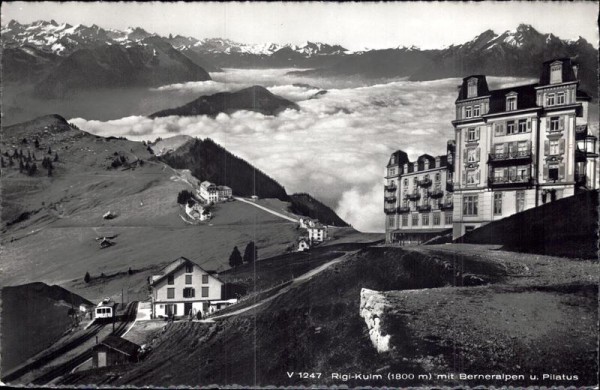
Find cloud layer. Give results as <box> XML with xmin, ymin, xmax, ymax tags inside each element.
<box><xmin>71</xmin><ymin>70</ymin><xmax>531</xmax><ymax>232</ymax></box>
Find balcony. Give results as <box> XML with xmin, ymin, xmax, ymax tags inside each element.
<box><xmin>488</xmin><ymin>176</ymin><xmax>534</xmax><ymax>188</ymax></box>
<box><xmin>428</xmin><ymin>188</ymin><xmax>444</xmax><ymax>199</ymax></box>
<box><xmin>488</xmin><ymin>149</ymin><xmax>532</xmax><ymax>164</ymax></box>
<box><xmin>417</xmin><ymin>204</ymin><xmax>432</xmax><ymax>213</ymax></box>
<box><xmin>406</xmin><ymin>192</ymin><xmax>421</xmax><ymax>201</ymax></box>
<box><xmin>384</xmin><ymin>184</ymin><xmax>397</xmax><ymax>192</ymax></box>
<box><xmin>384</xmin><ymin>207</ymin><xmax>396</xmax><ymax>215</ymax></box>
<box><xmin>417</xmin><ymin>178</ymin><xmax>432</xmax><ymax>187</ymax></box>
<box><xmin>384</xmin><ymin>196</ymin><xmax>397</xmax><ymax>203</ymax></box>
<box><xmin>397</xmin><ymin>206</ymin><xmax>411</xmax><ymax>214</ymax></box>
<box><xmin>439</xmin><ymin>201</ymin><xmax>453</xmax><ymax>210</ymax></box>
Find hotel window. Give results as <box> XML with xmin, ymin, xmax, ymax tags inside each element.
<box><xmin>550</xmin><ymin>117</ymin><xmax>560</xmax><ymax>131</ymax></box>
<box><xmin>167</xmin><ymin>288</ymin><xmax>175</xmax><ymax>299</ymax></box>
<box><xmin>493</xmin><ymin>193</ymin><xmax>503</xmax><ymax>215</ymax></box>
<box><xmin>507</xmin><ymin>121</ymin><xmax>516</xmax><ymax>134</ymax></box>
<box><xmin>506</xmin><ymin>96</ymin><xmax>517</xmax><ymax>111</ymax></box>
<box><xmin>202</xmin><ymin>274</ymin><xmax>209</xmax><ymax>284</ymax></box>
<box><xmin>390</xmin><ymin>155</ymin><xmax>396</xmax><ymax>164</ymax></box>
<box><xmin>388</xmin><ymin>216</ymin><xmax>395</xmax><ymax>228</ymax></box>
<box><xmin>185</xmin><ymin>275</ymin><xmax>192</xmax><ymax>284</ymax></box>
<box><xmin>422</xmin><ymin>214</ymin><xmax>429</xmax><ymax>226</ymax></box>
<box><xmin>516</xmin><ymin>191</ymin><xmax>525</xmax><ymax>212</ymax></box>
<box><xmin>465</xmin><ymin>106</ymin><xmax>472</xmax><ymax>118</ymax></box>
<box><xmin>467</xmin><ymin>78</ymin><xmax>478</xmax><ymax>98</ymax></box>
<box><xmin>466</xmin><ymin>170</ymin><xmax>478</xmax><ymax>185</ymax></box>
<box><xmin>445</xmin><ymin>212</ymin><xmax>453</xmax><ymax>225</ymax></box>
<box><xmin>549</xmin><ymin>140</ymin><xmax>559</xmax><ymax>155</ymax></box>
<box><xmin>494</xmin><ymin>122</ymin><xmax>505</xmax><ymax>136</ymax></box>
<box><xmin>435</xmin><ymin>173</ymin><xmax>441</xmax><ymax>181</ymax></box>
<box><xmin>494</xmin><ymin>168</ymin><xmax>505</xmax><ymax>181</ymax></box>
<box><xmin>389</xmin><ymin>168</ymin><xmax>396</xmax><ymax>176</ymax></box>
<box><xmin>433</xmin><ymin>212</ymin><xmax>441</xmax><ymax>226</ymax></box>
<box><xmin>518</xmin><ymin>119</ymin><xmax>527</xmax><ymax>133</ymax></box>
<box><xmin>185</xmin><ymin>264</ymin><xmax>193</xmax><ymax>273</ymax></box>
<box><xmin>494</xmin><ymin>144</ymin><xmax>505</xmax><ymax>156</ymax></box>
<box><xmin>467</xmin><ymin>148</ymin><xmax>478</xmax><ymax>163</ymax></box>
<box><xmin>550</xmin><ymin>63</ymin><xmax>562</xmax><ymax>84</ymax></box>
<box><xmin>517</xmin><ymin>166</ymin><xmax>529</xmax><ymax>180</ymax></box>
<box><xmin>548</xmin><ymin>165</ymin><xmax>559</xmax><ymax>181</ymax></box>
<box><xmin>467</xmin><ymin>127</ymin><xmax>478</xmax><ymax>141</ymax></box>
<box><xmin>412</xmin><ymin>213</ymin><xmax>419</xmax><ymax>226</ymax></box>
<box><xmin>473</xmin><ymin>105</ymin><xmax>480</xmax><ymax>117</ymax></box>
<box><xmin>403</xmin><ymin>178</ymin><xmax>408</xmax><ymax>186</ymax></box>
<box><xmin>557</xmin><ymin>92</ymin><xmax>565</xmax><ymax>105</ymax></box>
<box><xmin>202</xmin><ymin>287</ymin><xmax>209</xmax><ymax>297</ymax></box>
<box><xmin>546</xmin><ymin>94</ymin><xmax>555</xmax><ymax>106</ymax></box>
<box><xmin>167</xmin><ymin>275</ymin><xmax>174</xmax><ymax>285</ymax></box>
<box><xmin>401</xmin><ymin>214</ymin><xmax>408</xmax><ymax>226</ymax></box>
<box><xmin>183</xmin><ymin>287</ymin><xmax>195</xmax><ymax>298</ymax></box>
<box><xmin>463</xmin><ymin>195</ymin><xmax>479</xmax><ymax>216</ymax></box>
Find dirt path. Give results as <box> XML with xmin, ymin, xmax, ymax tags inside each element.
<box><xmin>233</xmin><ymin>197</ymin><xmax>299</xmax><ymax>223</ymax></box>
<box><xmin>209</xmin><ymin>253</ymin><xmax>351</xmax><ymax>319</ymax></box>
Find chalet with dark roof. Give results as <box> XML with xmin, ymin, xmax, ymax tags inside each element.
<box><xmin>92</xmin><ymin>335</ymin><xmax>140</xmax><ymax>368</ymax></box>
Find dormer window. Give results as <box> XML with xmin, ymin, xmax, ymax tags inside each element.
<box><xmin>557</xmin><ymin>92</ymin><xmax>565</xmax><ymax>105</ymax></box>
<box><xmin>473</xmin><ymin>105</ymin><xmax>480</xmax><ymax>117</ymax></box>
<box><xmin>550</xmin><ymin>62</ymin><xmax>562</xmax><ymax>84</ymax></box>
<box><xmin>546</xmin><ymin>94</ymin><xmax>555</xmax><ymax>106</ymax></box>
<box><xmin>465</xmin><ymin>106</ymin><xmax>472</xmax><ymax>118</ymax></box>
<box><xmin>506</xmin><ymin>95</ymin><xmax>517</xmax><ymax>111</ymax></box>
<box><xmin>467</xmin><ymin>78</ymin><xmax>478</xmax><ymax>98</ymax></box>
<box><xmin>391</xmin><ymin>155</ymin><xmax>396</xmax><ymax>164</ymax></box>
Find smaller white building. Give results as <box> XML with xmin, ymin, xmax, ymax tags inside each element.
<box><xmin>307</xmin><ymin>224</ymin><xmax>328</xmax><ymax>243</ymax></box>
<box><xmin>207</xmin><ymin>299</ymin><xmax>238</xmax><ymax>315</ymax></box>
<box><xmin>185</xmin><ymin>200</ymin><xmax>211</xmax><ymax>221</ymax></box>
<box><xmin>199</xmin><ymin>181</ymin><xmax>232</xmax><ymax>203</ymax></box>
<box><xmin>299</xmin><ymin>217</ymin><xmax>318</xmax><ymax>229</ymax></box>
<box><xmin>297</xmin><ymin>238</ymin><xmax>310</xmax><ymax>252</ymax></box>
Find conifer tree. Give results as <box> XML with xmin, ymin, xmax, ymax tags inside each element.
<box><xmin>243</xmin><ymin>241</ymin><xmax>258</xmax><ymax>263</ymax></box>
<box><xmin>84</xmin><ymin>272</ymin><xmax>91</xmax><ymax>283</ymax></box>
<box><xmin>54</xmin><ymin>152</ymin><xmax>59</xmax><ymax>162</ymax></box>
<box><xmin>228</xmin><ymin>246</ymin><xmax>243</xmax><ymax>268</ymax></box>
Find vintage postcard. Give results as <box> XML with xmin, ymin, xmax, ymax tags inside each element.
<box><xmin>0</xmin><ymin>1</ymin><xmax>598</xmax><ymax>388</ymax></box>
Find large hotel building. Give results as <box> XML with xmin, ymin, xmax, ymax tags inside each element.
<box><xmin>385</xmin><ymin>58</ymin><xmax>598</xmax><ymax>243</ymax></box>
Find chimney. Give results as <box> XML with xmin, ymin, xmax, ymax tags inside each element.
<box><xmin>572</xmin><ymin>64</ymin><xmax>578</xmax><ymax>79</ymax></box>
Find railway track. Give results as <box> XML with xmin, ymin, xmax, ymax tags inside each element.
<box><xmin>5</xmin><ymin>302</ymin><xmax>139</xmax><ymax>386</ymax></box>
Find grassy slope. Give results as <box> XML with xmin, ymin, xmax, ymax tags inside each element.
<box><xmin>0</xmin><ymin>282</ymin><xmax>92</xmax><ymax>373</ymax></box>
<box><xmin>0</xmin><ymin>116</ymin><xmax>298</xmax><ymax>303</ymax></box>
<box><xmin>63</xmin><ymin>244</ymin><xmax>597</xmax><ymax>387</ymax></box>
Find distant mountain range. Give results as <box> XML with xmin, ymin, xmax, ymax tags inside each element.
<box><xmin>149</xmin><ymin>86</ymin><xmax>299</xmax><ymax>118</ymax></box>
<box><xmin>2</xmin><ymin>20</ymin><xmax>597</xmax><ymax>96</ymax></box>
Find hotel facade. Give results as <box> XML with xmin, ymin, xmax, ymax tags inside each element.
<box><xmin>385</xmin><ymin>58</ymin><xmax>598</xmax><ymax>243</ymax></box>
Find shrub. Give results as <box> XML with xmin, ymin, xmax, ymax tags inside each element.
<box><xmin>84</xmin><ymin>272</ymin><xmax>91</xmax><ymax>283</ymax></box>
<box><xmin>177</xmin><ymin>190</ymin><xmax>195</xmax><ymax>205</ymax></box>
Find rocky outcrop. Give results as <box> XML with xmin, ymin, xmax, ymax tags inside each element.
<box><xmin>359</xmin><ymin>288</ymin><xmax>391</xmax><ymax>353</ymax></box>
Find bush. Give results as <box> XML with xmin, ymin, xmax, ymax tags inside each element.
<box><xmin>177</xmin><ymin>190</ymin><xmax>195</xmax><ymax>205</ymax></box>
<box><xmin>84</xmin><ymin>272</ymin><xmax>91</xmax><ymax>283</ymax></box>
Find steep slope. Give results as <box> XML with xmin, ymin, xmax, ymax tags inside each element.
<box><xmin>289</xmin><ymin>193</ymin><xmax>349</xmax><ymax>227</ymax></box>
<box><xmin>149</xmin><ymin>85</ymin><xmax>299</xmax><ymax>118</ymax></box>
<box><xmin>0</xmin><ymin>115</ymin><xmax>299</xmax><ymax>301</ymax></box>
<box><xmin>1</xmin><ymin>45</ymin><xmax>61</xmax><ymax>83</ymax></box>
<box><xmin>157</xmin><ymin>137</ymin><xmax>289</xmax><ymax>200</ymax></box>
<box><xmin>1</xmin><ymin>282</ymin><xmax>93</xmax><ymax>373</ymax></box>
<box><xmin>34</xmin><ymin>38</ymin><xmax>211</xmax><ymax>97</ymax></box>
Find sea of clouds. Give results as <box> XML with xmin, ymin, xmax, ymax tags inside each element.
<box><xmin>71</xmin><ymin>69</ymin><xmax>533</xmax><ymax>232</ymax></box>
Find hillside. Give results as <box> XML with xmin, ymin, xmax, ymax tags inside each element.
<box><xmin>0</xmin><ymin>115</ymin><xmax>300</xmax><ymax>302</ymax></box>
<box><xmin>289</xmin><ymin>193</ymin><xmax>349</xmax><ymax>227</ymax></box>
<box><xmin>1</xmin><ymin>282</ymin><xmax>92</xmax><ymax>373</ymax></box>
<box><xmin>149</xmin><ymin>85</ymin><xmax>299</xmax><ymax>118</ymax></box>
<box><xmin>157</xmin><ymin>137</ymin><xmax>289</xmax><ymax>200</ymax></box>
<box><xmin>33</xmin><ymin>38</ymin><xmax>211</xmax><ymax>98</ymax></box>
<box><xmin>58</xmin><ymin>245</ymin><xmax>598</xmax><ymax>387</ymax></box>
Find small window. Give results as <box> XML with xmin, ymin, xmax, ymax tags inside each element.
<box><xmin>506</xmin><ymin>96</ymin><xmax>517</xmax><ymax>111</ymax></box>
<box><xmin>401</xmin><ymin>215</ymin><xmax>408</xmax><ymax>226</ymax></box>
<box><xmin>467</xmin><ymin>148</ymin><xmax>478</xmax><ymax>163</ymax></box>
<box><xmin>550</xmin><ymin>63</ymin><xmax>562</xmax><ymax>84</ymax></box>
<box><xmin>546</xmin><ymin>94</ymin><xmax>555</xmax><ymax>106</ymax></box>
<box><xmin>516</xmin><ymin>191</ymin><xmax>526</xmax><ymax>212</ymax></box>
<box><xmin>463</xmin><ymin>195</ymin><xmax>479</xmax><ymax>216</ymax></box>
<box><xmin>202</xmin><ymin>274</ymin><xmax>209</xmax><ymax>284</ymax></box>
<box><xmin>557</xmin><ymin>92</ymin><xmax>565</xmax><ymax>105</ymax></box>
<box><xmin>550</xmin><ymin>117</ymin><xmax>560</xmax><ymax>131</ymax></box>
<box><xmin>444</xmin><ymin>212</ymin><xmax>453</xmax><ymax>225</ymax></box>
<box><xmin>465</xmin><ymin>106</ymin><xmax>472</xmax><ymax>118</ymax></box>
<box><xmin>167</xmin><ymin>288</ymin><xmax>175</xmax><ymax>299</ymax></box>
<box><xmin>435</xmin><ymin>173</ymin><xmax>441</xmax><ymax>181</ymax></box>
<box><xmin>467</xmin><ymin>78</ymin><xmax>478</xmax><ymax>98</ymax></box>
<box><xmin>494</xmin><ymin>122</ymin><xmax>505</xmax><ymax>136</ymax></box>
<box><xmin>201</xmin><ymin>287</ymin><xmax>209</xmax><ymax>297</ymax></box>
<box><xmin>185</xmin><ymin>264</ymin><xmax>193</xmax><ymax>273</ymax></box>
<box><xmin>433</xmin><ymin>212</ymin><xmax>441</xmax><ymax>226</ymax></box>
<box><xmin>473</xmin><ymin>105</ymin><xmax>480</xmax><ymax>117</ymax></box>
<box><xmin>183</xmin><ymin>287</ymin><xmax>195</xmax><ymax>298</ymax></box>
<box><xmin>493</xmin><ymin>193</ymin><xmax>503</xmax><ymax>215</ymax></box>
<box><xmin>389</xmin><ymin>168</ymin><xmax>396</xmax><ymax>176</ymax></box>
<box><xmin>403</xmin><ymin>178</ymin><xmax>408</xmax><ymax>186</ymax></box>
<box><xmin>388</xmin><ymin>216</ymin><xmax>395</xmax><ymax>228</ymax></box>
<box><xmin>466</xmin><ymin>170</ymin><xmax>478</xmax><ymax>185</ymax></box>
<box><xmin>549</xmin><ymin>140</ymin><xmax>559</xmax><ymax>155</ymax></box>
<box><xmin>549</xmin><ymin>166</ymin><xmax>559</xmax><ymax>181</ymax></box>
<box><xmin>507</xmin><ymin>121</ymin><xmax>516</xmax><ymax>134</ymax></box>
<box><xmin>467</xmin><ymin>128</ymin><xmax>477</xmax><ymax>141</ymax></box>
<box><xmin>411</xmin><ymin>213</ymin><xmax>419</xmax><ymax>226</ymax></box>
<box><xmin>167</xmin><ymin>275</ymin><xmax>174</xmax><ymax>285</ymax></box>
<box><xmin>185</xmin><ymin>275</ymin><xmax>192</xmax><ymax>284</ymax></box>
<box><xmin>422</xmin><ymin>214</ymin><xmax>429</xmax><ymax>226</ymax></box>
<box><xmin>518</xmin><ymin>119</ymin><xmax>527</xmax><ymax>133</ymax></box>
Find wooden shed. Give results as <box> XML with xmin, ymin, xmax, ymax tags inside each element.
<box><xmin>92</xmin><ymin>335</ymin><xmax>140</xmax><ymax>368</ymax></box>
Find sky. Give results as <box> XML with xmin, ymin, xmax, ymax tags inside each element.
<box><xmin>2</xmin><ymin>1</ymin><xmax>598</xmax><ymax>50</ymax></box>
